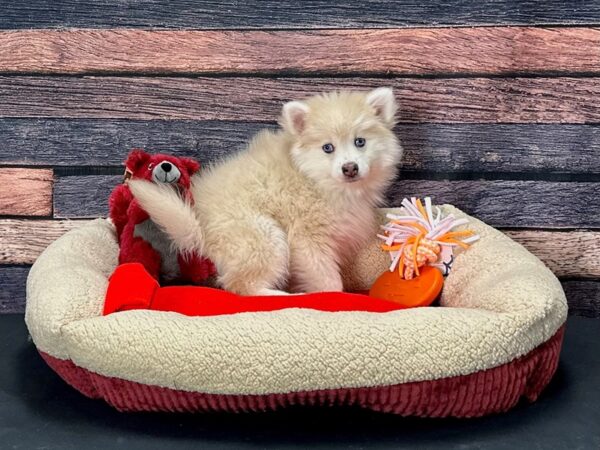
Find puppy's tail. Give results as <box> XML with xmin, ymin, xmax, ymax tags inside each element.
<box><xmin>128</xmin><ymin>179</ymin><xmax>204</xmax><ymax>255</ymax></box>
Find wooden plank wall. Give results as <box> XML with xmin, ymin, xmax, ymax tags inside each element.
<box><xmin>1</xmin><ymin>1</ymin><xmax>599</xmax><ymax>317</ymax></box>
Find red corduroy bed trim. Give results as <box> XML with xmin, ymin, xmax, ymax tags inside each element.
<box><xmin>39</xmin><ymin>326</ymin><xmax>564</xmax><ymax>417</ymax></box>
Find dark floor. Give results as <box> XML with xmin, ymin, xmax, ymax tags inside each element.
<box><xmin>1</xmin><ymin>315</ymin><xmax>599</xmax><ymax>450</ymax></box>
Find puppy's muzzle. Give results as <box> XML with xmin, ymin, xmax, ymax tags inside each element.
<box><xmin>342</xmin><ymin>162</ymin><xmax>359</xmax><ymax>179</ymax></box>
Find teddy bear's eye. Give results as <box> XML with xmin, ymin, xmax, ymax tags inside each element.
<box><xmin>148</xmin><ymin>163</ymin><xmax>154</xmax><ymax>170</ymax></box>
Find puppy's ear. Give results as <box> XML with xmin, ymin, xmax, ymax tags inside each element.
<box><xmin>281</xmin><ymin>101</ymin><xmax>310</xmax><ymax>135</ymax></box>
<box><xmin>125</xmin><ymin>149</ymin><xmax>151</xmax><ymax>172</ymax></box>
<box><xmin>180</xmin><ymin>157</ymin><xmax>201</xmax><ymax>175</ymax></box>
<box><xmin>366</xmin><ymin>87</ymin><xmax>397</xmax><ymax>128</ymax></box>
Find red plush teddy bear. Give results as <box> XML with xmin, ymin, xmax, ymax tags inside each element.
<box><xmin>109</xmin><ymin>149</ymin><xmax>216</xmax><ymax>285</ymax></box>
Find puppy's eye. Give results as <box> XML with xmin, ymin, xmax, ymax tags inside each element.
<box><xmin>354</xmin><ymin>137</ymin><xmax>366</xmax><ymax>148</ymax></box>
<box><xmin>322</xmin><ymin>143</ymin><xmax>335</xmax><ymax>154</ymax></box>
<box><xmin>148</xmin><ymin>163</ymin><xmax>154</xmax><ymax>170</ymax></box>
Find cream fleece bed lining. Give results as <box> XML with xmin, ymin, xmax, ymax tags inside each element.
<box><xmin>25</xmin><ymin>206</ymin><xmax>568</xmax><ymax>396</ymax></box>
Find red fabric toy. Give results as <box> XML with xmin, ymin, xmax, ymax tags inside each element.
<box><xmin>108</xmin><ymin>149</ymin><xmax>216</xmax><ymax>284</ymax></box>
<box><xmin>104</xmin><ymin>263</ymin><xmax>406</xmax><ymax>316</ymax></box>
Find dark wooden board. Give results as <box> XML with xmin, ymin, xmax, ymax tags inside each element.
<box><xmin>0</xmin><ymin>266</ymin><xmax>28</xmax><ymax>314</ymax></box>
<box><xmin>388</xmin><ymin>180</ymin><xmax>600</xmax><ymax>228</ymax></box>
<box><xmin>3</xmin><ymin>76</ymin><xmax>600</xmax><ymax>124</ymax></box>
<box><xmin>53</xmin><ymin>175</ymin><xmax>600</xmax><ymax>228</ymax></box>
<box><xmin>2</xmin><ymin>119</ymin><xmax>600</xmax><ymax>175</ymax></box>
<box><xmin>1</xmin><ymin>264</ymin><xmax>596</xmax><ymax>316</ymax></box>
<box><xmin>400</xmin><ymin>124</ymin><xmax>600</xmax><ymax>174</ymax></box>
<box><xmin>0</xmin><ymin>119</ymin><xmax>264</xmax><ymax>167</ymax></box>
<box><xmin>53</xmin><ymin>175</ymin><xmax>119</xmax><ymax>220</ymax></box>
<box><xmin>0</xmin><ymin>169</ymin><xmax>53</xmax><ymax>217</ymax></box>
<box><xmin>4</xmin><ymin>28</ymin><xmax>600</xmax><ymax>76</ymax></box>
<box><xmin>562</xmin><ymin>281</ymin><xmax>600</xmax><ymax>318</ymax></box>
<box><xmin>2</xmin><ymin>1</ymin><xmax>600</xmax><ymax>29</ymax></box>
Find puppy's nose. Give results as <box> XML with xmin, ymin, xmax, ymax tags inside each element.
<box><xmin>342</xmin><ymin>162</ymin><xmax>359</xmax><ymax>178</ymax></box>
<box><xmin>161</xmin><ymin>162</ymin><xmax>172</xmax><ymax>172</ymax></box>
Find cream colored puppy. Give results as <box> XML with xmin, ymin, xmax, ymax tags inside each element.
<box><xmin>129</xmin><ymin>88</ymin><xmax>402</xmax><ymax>295</ymax></box>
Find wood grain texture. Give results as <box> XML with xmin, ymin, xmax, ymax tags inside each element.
<box><xmin>0</xmin><ymin>169</ymin><xmax>52</xmax><ymax>216</ymax></box>
<box><xmin>2</xmin><ymin>1</ymin><xmax>600</xmax><ymax>29</ymax></box>
<box><xmin>562</xmin><ymin>281</ymin><xmax>600</xmax><ymax>318</ymax></box>
<box><xmin>1</xmin><ymin>264</ymin><xmax>596</xmax><ymax>316</ymax></box>
<box><xmin>504</xmin><ymin>231</ymin><xmax>600</xmax><ymax>278</ymax></box>
<box><xmin>53</xmin><ymin>175</ymin><xmax>600</xmax><ymax>228</ymax></box>
<box><xmin>0</xmin><ymin>266</ymin><xmax>28</xmax><ymax>314</ymax></box>
<box><xmin>2</xmin><ymin>219</ymin><xmax>598</xmax><ymax>278</ymax></box>
<box><xmin>3</xmin><ymin>76</ymin><xmax>600</xmax><ymax>123</ymax></box>
<box><xmin>0</xmin><ymin>220</ymin><xmax>87</xmax><ymax>264</ymax></box>
<box><xmin>0</xmin><ymin>119</ymin><xmax>266</xmax><ymax>167</ymax></box>
<box><xmin>4</xmin><ymin>28</ymin><xmax>600</xmax><ymax>75</ymax></box>
<box><xmin>388</xmin><ymin>180</ymin><xmax>600</xmax><ymax>228</ymax></box>
<box><xmin>2</xmin><ymin>119</ymin><xmax>600</xmax><ymax>174</ymax></box>
<box><xmin>53</xmin><ymin>175</ymin><xmax>118</xmax><ymax>219</ymax></box>
<box><xmin>399</xmin><ymin>124</ymin><xmax>600</xmax><ymax>174</ymax></box>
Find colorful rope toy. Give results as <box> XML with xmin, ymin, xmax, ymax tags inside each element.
<box><xmin>378</xmin><ymin>197</ymin><xmax>480</xmax><ymax>280</ymax></box>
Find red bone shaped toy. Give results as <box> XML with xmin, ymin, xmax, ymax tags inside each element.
<box><xmin>104</xmin><ymin>263</ymin><xmax>406</xmax><ymax>316</ymax></box>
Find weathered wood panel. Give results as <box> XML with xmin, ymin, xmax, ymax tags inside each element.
<box><xmin>0</xmin><ymin>266</ymin><xmax>27</xmax><ymax>314</ymax></box>
<box><xmin>53</xmin><ymin>175</ymin><xmax>600</xmax><ymax>228</ymax></box>
<box><xmin>0</xmin><ymin>169</ymin><xmax>53</xmax><ymax>216</ymax></box>
<box><xmin>53</xmin><ymin>175</ymin><xmax>118</xmax><ymax>219</ymax></box>
<box><xmin>388</xmin><ymin>180</ymin><xmax>600</xmax><ymax>228</ymax></box>
<box><xmin>0</xmin><ymin>119</ymin><xmax>600</xmax><ymax>175</ymax></box>
<box><xmin>3</xmin><ymin>219</ymin><xmax>599</xmax><ymax>277</ymax></box>
<box><xmin>0</xmin><ymin>220</ymin><xmax>87</xmax><ymax>264</ymax></box>
<box><xmin>3</xmin><ymin>1</ymin><xmax>600</xmax><ymax>29</ymax></box>
<box><xmin>399</xmin><ymin>124</ymin><xmax>600</xmax><ymax>174</ymax></box>
<box><xmin>1</xmin><ymin>264</ymin><xmax>596</xmax><ymax>316</ymax></box>
<box><xmin>0</xmin><ymin>119</ymin><xmax>264</xmax><ymax>167</ymax></box>
<box><xmin>503</xmin><ymin>231</ymin><xmax>600</xmax><ymax>278</ymax></box>
<box><xmin>3</xmin><ymin>76</ymin><xmax>600</xmax><ymax>123</ymax></box>
<box><xmin>4</xmin><ymin>28</ymin><xmax>600</xmax><ymax>76</ymax></box>
<box><xmin>562</xmin><ymin>281</ymin><xmax>600</xmax><ymax>318</ymax></box>
<box><xmin>2</xmin><ymin>119</ymin><xmax>600</xmax><ymax>174</ymax></box>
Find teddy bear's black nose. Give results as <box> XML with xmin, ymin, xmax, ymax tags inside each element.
<box><xmin>161</xmin><ymin>162</ymin><xmax>172</xmax><ymax>172</ymax></box>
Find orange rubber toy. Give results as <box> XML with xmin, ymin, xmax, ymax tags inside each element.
<box><xmin>369</xmin><ymin>197</ymin><xmax>479</xmax><ymax>307</ymax></box>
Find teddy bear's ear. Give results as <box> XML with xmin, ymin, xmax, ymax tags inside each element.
<box><xmin>125</xmin><ymin>149</ymin><xmax>151</xmax><ymax>172</ymax></box>
<box><xmin>180</xmin><ymin>157</ymin><xmax>201</xmax><ymax>174</ymax></box>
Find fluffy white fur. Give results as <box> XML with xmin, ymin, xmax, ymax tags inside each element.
<box><xmin>129</xmin><ymin>88</ymin><xmax>403</xmax><ymax>295</ymax></box>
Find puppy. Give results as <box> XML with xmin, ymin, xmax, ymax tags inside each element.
<box><xmin>129</xmin><ymin>88</ymin><xmax>403</xmax><ymax>295</ymax></box>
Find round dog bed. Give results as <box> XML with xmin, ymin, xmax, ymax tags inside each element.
<box><xmin>25</xmin><ymin>206</ymin><xmax>567</xmax><ymax>417</ymax></box>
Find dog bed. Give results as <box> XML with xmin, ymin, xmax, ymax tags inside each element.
<box><xmin>25</xmin><ymin>206</ymin><xmax>567</xmax><ymax>417</ymax></box>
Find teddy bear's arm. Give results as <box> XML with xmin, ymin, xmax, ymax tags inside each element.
<box><xmin>178</xmin><ymin>253</ymin><xmax>217</xmax><ymax>285</ymax></box>
<box><xmin>108</xmin><ymin>184</ymin><xmax>133</xmax><ymax>238</ymax></box>
<box><xmin>119</xmin><ymin>235</ymin><xmax>162</xmax><ymax>281</ymax></box>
